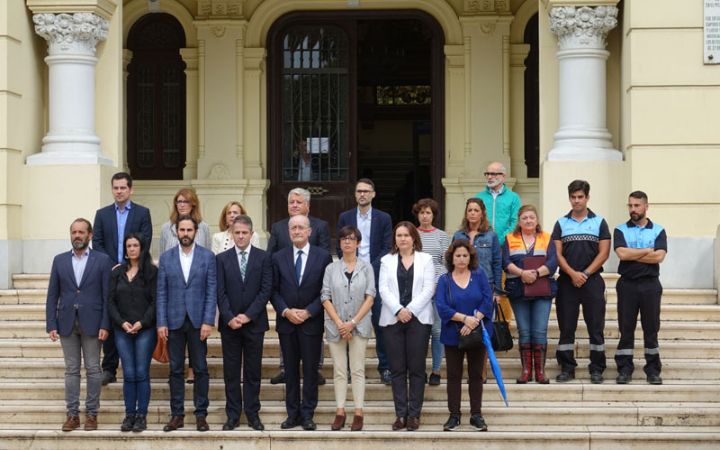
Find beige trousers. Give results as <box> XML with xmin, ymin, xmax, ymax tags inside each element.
<box><xmin>327</xmin><ymin>336</ymin><xmax>368</xmax><ymax>409</ymax></box>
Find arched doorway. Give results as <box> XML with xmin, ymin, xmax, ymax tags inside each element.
<box><xmin>267</xmin><ymin>10</ymin><xmax>445</xmax><ymax>234</ymax></box>
<box><xmin>126</xmin><ymin>13</ymin><xmax>186</xmax><ymax>180</ymax></box>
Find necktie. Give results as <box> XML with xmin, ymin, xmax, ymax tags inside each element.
<box><xmin>295</xmin><ymin>250</ymin><xmax>303</xmax><ymax>284</ymax></box>
<box><xmin>239</xmin><ymin>251</ymin><xmax>247</xmax><ymax>281</ymax></box>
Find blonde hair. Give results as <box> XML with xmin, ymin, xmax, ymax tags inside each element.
<box><xmin>218</xmin><ymin>201</ymin><xmax>248</xmax><ymax>231</ymax></box>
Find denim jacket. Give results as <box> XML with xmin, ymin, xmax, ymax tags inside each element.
<box><xmin>452</xmin><ymin>229</ymin><xmax>502</xmax><ymax>294</ymax></box>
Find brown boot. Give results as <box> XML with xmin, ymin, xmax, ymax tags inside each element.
<box><xmin>84</xmin><ymin>415</ymin><xmax>98</xmax><ymax>431</ymax></box>
<box><xmin>533</xmin><ymin>343</ymin><xmax>550</xmax><ymax>384</ymax></box>
<box><xmin>62</xmin><ymin>415</ymin><xmax>80</xmax><ymax>432</ymax></box>
<box><xmin>516</xmin><ymin>343</ymin><xmax>533</xmax><ymax>383</ymax></box>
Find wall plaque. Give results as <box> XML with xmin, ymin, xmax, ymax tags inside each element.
<box><xmin>705</xmin><ymin>0</ymin><xmax>720</xmax><ymax>63</ymax></box>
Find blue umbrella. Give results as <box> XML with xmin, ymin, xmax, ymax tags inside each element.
<box><xmin>481</xmin><ymin>321</ymin><xmax>509</xmax><ymax>407</ymax></box>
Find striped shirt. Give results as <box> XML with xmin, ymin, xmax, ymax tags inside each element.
<box><xmin>418</xmin><ymin>227</ymin><xmax>450</xmax><ymax>282</ymax></box>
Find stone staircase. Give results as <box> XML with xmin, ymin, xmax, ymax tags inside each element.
<box><xmin>0</xmin><ymin>274</ymin><xmax>719</xmax><ymax>449</ymax></box>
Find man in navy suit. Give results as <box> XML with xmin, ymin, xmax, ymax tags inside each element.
<box><xmin>46</xmin><ymin>218</ymin><xmax>113</xmax><ymax>432</ymax></box>
<box><xmin>157</xmin><ymin>215</ymin><xmax>217</xmax><ymax>432</ymax></box>
<box><xmin>92</xmin><ymin>172</ymin><xmax>152</xmax><ymax>385</ymax></box>
<box><xmin>271</xmin><ymin>215</ymin><xmax>332</xmax><ymax>430</ymax></box>
<box><xmin>266</xmin><ymin>187</ymin><xmax>330</xmax><ymax>385</ymax></box>
<box><xmin>336</xmin><ymin>178</ymin><xmax>393</xmax><ymax>384</ymax></box>
<box><xmin>216</xmin><ymin>215</ymin><xmax>272</xmax><ymax>431</ymax></box>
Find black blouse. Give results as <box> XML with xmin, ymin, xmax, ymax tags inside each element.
<box><xmin>396</xmin><ymin>254</ymin><xmax>414</xmax><ymax>307</ymax></box>
<box><xmin>107</xmin><ymin>265</ymin><xmax>157</xmax><ymax>330</ymax></box>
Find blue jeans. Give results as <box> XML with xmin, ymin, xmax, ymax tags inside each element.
<box><xmin>114</xmin><ymin>327</ymin><xmax>156</xmax><ymax>415</ymax></box>
<box><xmin>510</xmin><ymin>297</ymin><xmax>552</xmax><ymax>344</ymax></box>
<box><xmin>430</xmin><ymin>299</ymin><xmax>443</xmax><ymax>373</ymax></box>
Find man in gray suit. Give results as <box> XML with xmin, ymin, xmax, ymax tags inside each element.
<box><xmin>157</xmin><ymin>215</ymin><xmax>217</xmax><ymax>432</ymax></box>
<box><xmin>46</xmin><ymin>218</ymin><xmax>113</xmax><ymax>432</ymax></box>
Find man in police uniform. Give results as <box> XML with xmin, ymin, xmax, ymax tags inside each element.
<box><xmin>552</xmin><ymin>180</ymin><xmax>611</xmax><ymax>384</ymax></box>
<box><xmin>613</xmin><ymin>191</ymin><xmax>667</xmax><ymax>385</ymax></box>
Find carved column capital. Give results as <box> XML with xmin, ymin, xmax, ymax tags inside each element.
<box><xmin>33</xmin><ymin>12</ymin><xmax>109</xmax><ymax>56</ymax></box>
<box><xmin>549</xmin><ymin>5</ymin><xmax>617</xmax><ymax>50</ymax></box>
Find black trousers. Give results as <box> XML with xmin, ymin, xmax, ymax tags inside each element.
<box><xmin>614</xmin><ymin>276</ymin><xmax>663</xmax><ymax>376</ymax></box>
<box><xmin>445</xmin><ymin>344</ymin><xmax>485</xmax><ymax>416</ymax></box>
<box><xmin>383</xmin><ymin>317</ymin><xmax>431</xmax><ymax>419</ymax></box>
<box><xmin>555</xmin><ymin>274</ymin><xmax>607</xmax><ymax>374</ymax></box>
<box><xmin>101</xmin><ymin>328</ymin><xmax>119</xmax><ymax>375</ymax></box>
<box><xmin>221</xmin><ymin>327</ymin><xmax>264</xmax><ymax>421</ymax></box>
<box><xmin>279</xmin><ymin>329</ymin><xmax>323</xmax><ymax>420</ymax></box>
<box><xmin>168</xmin><ymin>317</ymin><xmax>209</xmax><ymax>417</ymax></box>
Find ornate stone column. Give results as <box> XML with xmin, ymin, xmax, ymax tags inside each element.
<box><xmin>547</xmin><ymin>5</ymin><xmax>622</xmax><ymax>161</ymax></box>
<box><xmin>27</xmin><ymin>12</ymin><xmax>112</xmax><ymax>166</ymax></box>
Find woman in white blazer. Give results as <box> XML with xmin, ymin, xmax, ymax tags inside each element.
<box><xmin>379</xmin><ymin>221</ymin><xmax>436</xmax><ymax>432</ymax></box>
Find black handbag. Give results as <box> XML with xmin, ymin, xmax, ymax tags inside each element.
<box><xmin>490</xmin><ymin>300</ymin><xmax>514</xmax><ymax>352</ymax></box>
<box><xmin>445</xmin><ymin>273</ymin><xmax>486</xmax><ymax>351</ymax></box>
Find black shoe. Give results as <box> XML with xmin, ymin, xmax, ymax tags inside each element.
<box><xmin>270</xmin><ymin>371</ymin><xmax>285</xmax><ymax>385</ymax></box>
<box><xmin>443</xmin><ymin>414</ymin><xmax>460</xmax><ymax>431</ymax></box>
<box><xmin>647</xmin><ymin>374</ymin><xmax>663</xmax><ymax>385</ymax></box>
<box><xmin>429</xmin><ymin>373</ymin><xmax>441</xmax><ymax>386</ymax></box>
<box><xmin>616</xmin><ymin>373</ymin><xmax>632</xmax><ymax>384</ymax></box>
<box><xmin>247</xmin><ymin>415</ymin><xmax>265</xmax><ymax>431</ymax></box>
<box><xmin>222</xmin><ymin>418</ymin><xmax>240</xmax><ymax>431</ymax></box>
<box><xmin>556</xmin><ymin>371</ymin><xmax>575</xmax><ymax>383</ymax></box>
<box><xmin>301</xmin><ymin>418</ymin><xmax>317</xmax><ymax>431</ymax></box>
<box><xmin>120</xmin><ymin>415</ymin><xmax>135</xmax><ymax>432</ymax></box>
<box><xmin>469</xmin><ymin>414</ymin><xmax>488</xmax><ymax>431</ymax></box>
<box><xmin>101</xmin><ymin>371</ymin><xmax>116</xmax><ymax>386</ymax></box>
<box><xmin>590</xmin><ymin>372</ymin><xmax>604</xmax><ymax>384</ymax></box>
<box><xmin>281</xmin><ymin>416</ymin><xmax>300</xmax><ymax>429</ymax></box>
<box><xmin>132</xmin><ymin>415</ymin><xmax>147</xmax><ymax>432</ymax></box>
<box><xmin>380</xmin><ymin>369</ymin><xmax>392</xmax><ymax>385</ymax></box>
<box><xmin>317</xmin><ymin>372</ymin><xmax>326</xmax><ymax>386</ymax></box>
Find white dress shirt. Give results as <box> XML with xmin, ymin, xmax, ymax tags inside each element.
<box><xmin>293</xmin><ymin>242</ymin><xmax>310</xmax><ymax>284</ymax></box>
<box><xmin>179</xmin><ymin>244</ymin><xmax>195</xmax><ymax>283</ymax></box>
<box><xmin>356</xmin><ymin>207</ymin><xmax>372</xmax><ymax>262</ymax></box>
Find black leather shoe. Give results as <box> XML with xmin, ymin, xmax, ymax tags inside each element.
<box><xmin>380</xmin><ymin>369</ymin><xmax>392</xmax><ymax>385</ymax></box>
<box><xmin>120</xmin><ymin>415</ymin><xmax>135</xmax><ymax>432</ymax></box>
<box><xmin>132</xmin><ymin>415</ymin><xmax>147</xmax><ymax>432</ymax></box>
<box><xmin>163</xmin><ymin>416</ymin><xmax>184</xmax><ymax>432</ymax></box>
<box><xmin>647</xmin><ymin>374</ymin><xmax>663</xmax><ymax>385</ymax></box>
<box><xmin>429</xmin><ymin>373</ymin><xmax>441</xmax><ymax>386</ymax></box>
<box><xmin>470</xmin><ymin>414</ymin><xmax>488</xmax><ymax>431</ymax></box>
<box><xmin>556</xmin><ymin>371</ymin><xmax>575</xmax><ymax>383</ymax></box>
<box><xmin>281</xmin><ymin>416</ymin><xmax>300</xmax><ymax>429</ymax></box>
<box><xmin>317</xmin><ymin>372</ymin><xmax>326</xmax><ymax>386</ymax></box>
<box><xmin>590</xmin><ymin>372</ymin><xmax>604</xmax><ymax>384</ymax></box>
<box><xmin>101</xmin><ymin>371</ymin><xmax>117</xmax><ymax>386</ymax></box>
<box><xmin>301</xmin><ymin>418</ymin><xmax>317</xmax><ymax>431</ymax></box>
<box><xmin>247</xmin><ymin>415</ymin><xmax>265</xmax><ymax>431</ymax></box>
<box><xmin>196</xmin><ymin>416</ymin><xmax>210</xmax><ymax>432</ymax></box>
<box><xmin>222</xmin><ymin>418</ymin><xmax>240</xmax><ymax>431</ymax></box>
<box><xmin>616</xmin><ymin>373</ymin><xmax>632</xmax><ymax>384</ymax></box>
<box><xmin>270</xmin><ymin>371</ymin><xmax>285</xmax><ymax>385</ymax></box>
<box><xmin>443</xmin><ymin>414</ymin><xmax>460</xmax><ymax>431</ymax></box>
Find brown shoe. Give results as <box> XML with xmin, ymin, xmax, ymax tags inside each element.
<box><xmin>196</xmin><ymin>416</ymin><xmax>210</xmax><ymax>432</ymax></box>
<box><xmin>84</xmin><ymin>415</ymin><xmax>98</xmax><ymax>431</ymax></box>
<box><xmin>163</xmin><ymin>415</ymin><xmax>185</xmax><ymax>432</ymax></box>
<box><xmin>62</xmin><ymin>415</ymin><xmax>80</xmax><ymax>432</ymax></box>
<box><xmin>330</xmin><ymin>414</ymin><xmax>346</xmax><ymax>431</ymax></box>
<box><xmin>392</xmin><ymin>416</ymin><xmax>406</xmax><ymax>431</ymax></box>
<box><xmin>406</xmin><ymin>416</ymin><xmax>420</xmax><ymax>431</ymax></box>
<box><xmin>350</xmin><ymin>415</ymin><xmax>364</xmax><ymax>431</ymax></box>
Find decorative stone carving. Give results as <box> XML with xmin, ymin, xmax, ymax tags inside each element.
<box><xmin>33</xmin><ymin>13</ymin><xmax>108</xmax><ymax>56</ymax></box>
<box><xmin>464</xmin><ymin>0</ymin><xmax>509</xmax><ymax>14</ymax></box>
<box><xmin>212</xmin><ymin>26</ymin><xmax>226</xmax><ymax>38</ymax></box>
<box><xmin>480</xmin><ymin>22</ymin><xmax>496</xmax><ymax>35</ymax></box>
<box><xmin>208</xmin><ymin>164</ymin><xmax>232</xmax><ymax>180</ymax></box>
<box><xmin>198</xmin><ymin>0</ymin><xmax>244</xmax><ymax>18</ymax></box>
<box><xmin>549</xmin><ymin>6</ymin><xmax>618</xmax><ymax>49</ymax></box>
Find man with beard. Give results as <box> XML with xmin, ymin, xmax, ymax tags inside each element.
<box><xmin>46</xmin><ymin>218</ymin><xmax>113</xmax><ymax>431</ymax></box>
<box><xmin>475</xmin><ymin>162</ymin><xmax>521</xmax><ymax>246</ymax></box>
<box><xmin>157</xmin><ymin>215</ymin><xmax>217</xmax><ymax>432</ymax></box>
<box><xmin>613</xmin><ymin>191</ymin><xmax>667</xmax><ymax>385</ymax></box>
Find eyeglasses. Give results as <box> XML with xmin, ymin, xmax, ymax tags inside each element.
<box><xmin>355</xmin><ymin>189</ymin><xmax>373</xmax><ymax>194</ymax></box>
<box><xmin>175</xmin><ymin>200</ymin><xmax>191</xmax><ymax>205</ymax></box>
<box><xmin>484</xmin><ymin>172</ymin><xmax>504</xmax><ymax>177</ymax></box>
<box><xmin>340</xmin><ymin>236</ymin><xmax>358</xmax><ymax>242</ymax></box>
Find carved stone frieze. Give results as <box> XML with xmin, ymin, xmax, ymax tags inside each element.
<box><xmin>464</xmin><ymin>0</ymin><xmax>509</xmax><ymax>14</ymax></box>
<box><xmin>208</xmin><ymin>164</ymin><xmax>231</xmax><ymax>180</ymax></box>
<box><xmin>198</xmin><ymin>0</ymin><xmax>244</xmax><ymax>19</ymax></box>
<box><xmin>33</xmin><ymin>13</ymin><xmax>109</xmax><ymax>56</ymax></box>
<box><xmin>549</xmin><ymin>5</ymin><xmax>618</xmax><ymax>50</ymax></box>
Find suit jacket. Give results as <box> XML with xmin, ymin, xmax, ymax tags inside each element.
<box><xmin>216</xmin><ymin>245</ymin><xmax>272</xmax><ymax>334</ymax></box>
<box><xmin>156</xmin><ymin>245</ymin><xmax>217</xmax><ymax>330</ymax></box>
<box><xmin>46</xmin><ymin>249</ymin><xmax>113</xmax><ymax>337</ymax></box>
<box><xmin>270</xmin><ymin>245</ymin><xmax>332</xmax><ymax>335</ymax></box>
<box><xmin>266</xmin><ymin>216</ymin><xmax>331</xmax><ymax>254</ymax></box>
<box><xmin>92</xmin><ymin>202</ymin><xmax>153</xmax><ymax>263</ymax></box>
<box><xmin>378</xmin><ymin>251</ymin><xmax>436</xmax><ymax>327</ymax></box>
<box><xmin>336</xmin><ymin>207</ymin><xmax>393</xmax><ymax>275</ymax></box>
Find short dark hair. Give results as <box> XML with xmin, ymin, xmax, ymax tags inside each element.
<box><xmin>412</xmin><ymin>198</ymin><xmax>440</xmax><ymax>221</ymax></box>
<box><xmin>232</xmin><ymin>214</ymin><xmax>253</xmax><ymax>230</ymax></box>
<box><xmin>176</xmin><ymin>214</ymin><xmax>198</xmax><ymax>230</ymax></box>
<box><xmin>70</xmin><ymin>218</ymin><xmax>92</xmax><ymax>234</ymax></box>
<box><xmin>568</xmin><ymin>179</ymin><xmax>590</xmax><ymax>197</ymax></box>
<box><xmin>390</xmin><ymin>221</ymin><xmax>422</xmax><ymax>254</ymax></box>
<box><xmin>444</xmin><ymin>239</ymin><xmax>479</xmax><ymax>272</ymax></box>
<box><xmin>356</xmin><ymin>178</ymin><xmax>375</xmax><ymax>191</ymax></box>
<box><xmin>111</xmin><ymin>172</ymin><xmax>133</xmax><ymax>188</ymax></box>
<box><xmin>629</xmin><ymin>190</ymin><xmax>648</xmax><ymax>202</ymax></box>
<box><xmin>338</xmin><ymin>225</ymin><xmax>362</xmax><ymax>242</ymax></box>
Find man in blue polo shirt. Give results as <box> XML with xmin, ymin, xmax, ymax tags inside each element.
<box><xmin>613</xmin><ymin>191</ymin><xmax>667</xmax><ymax>385</ymax></box>
<box><xmin>551</xmin><ymin>180</ymin><xmax>611</xmax><ymax>384</ymax></box>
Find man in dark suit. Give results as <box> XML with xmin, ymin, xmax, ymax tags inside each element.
<box><xmin>157</xmin><ymin>215</ymin><xmax>217</xmax><ymax>432</ymax></box>
<box><xmin>336</xmin><ymin>178</ymin><xmax>393</xmax><ymax>384</ymax></box>
<box><xmin>216</xmin><ymin>215</ymin><xmax>272</xmax><ymax>431</ymax></box>
<box><xmin>46</xmin><ymin>218</ymin><xmax>113</xmax><ymax>432</ymax></box>
<box><xmin>266</xmin><ymin>187</ymin><xmax>330</xmax><ymax>385</ymax></box>
<box><xmin>92</xmin><ymin>172</ymin><xmax>152</xmax><ymax>385</ymax></box>
<box><xmin>271</xmin><ymin>215</ymin><xmax>332</xmax><ymax>431</ymax></box>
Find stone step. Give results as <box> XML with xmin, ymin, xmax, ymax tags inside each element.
<box><xmin>1</xmin><ymin>379</ymin><xmax>717</xmax><ymax>404</ymax></box>
<box><xmin>11</xmin><ymin>274</ymin><xmax>49</xmax><ymax>290</ymax></box>
<box><xmin>0</xmin><ymin>357</ymin><xmax>718</xmax><ymax>381</ymax></box>
<box><xmin>1</xmin><ymin>337</ymin><xmax>717</xmax><ymax>360</ymax></box>
<box><xmin>0</xmin><ymin>289</ymin><xmax>48</xmax><ymax>305</ymax></box>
